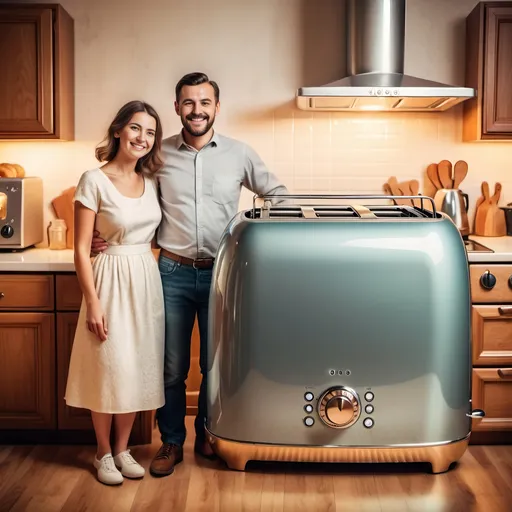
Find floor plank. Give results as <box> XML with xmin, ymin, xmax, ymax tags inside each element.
<box><xmin>0</xmin><ymin>418</ymin><xmax>511</xmax><ymax>512</ymax></box>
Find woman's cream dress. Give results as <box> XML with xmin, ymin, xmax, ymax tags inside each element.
<box><xmin>65</xmin><ymin>168</ymin><xmax>165</xmax><ymax>413</ymax></box>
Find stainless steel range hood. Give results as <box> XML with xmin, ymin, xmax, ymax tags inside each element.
<box><xmin>296</xmin><ymin>0</ymin><xmax>475</xmax><ymax>112</ymax></box>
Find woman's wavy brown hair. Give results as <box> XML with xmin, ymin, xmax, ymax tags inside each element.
<box><xmin>95</xmin><ymin>100</ymin><xmax>164</xmax><ymax>174</ymax></box>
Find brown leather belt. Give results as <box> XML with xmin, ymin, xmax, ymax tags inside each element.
<box><xmin>160</xmin><ymin>248</ymin><xmax>214</xmax><ymax>269</ymax></box>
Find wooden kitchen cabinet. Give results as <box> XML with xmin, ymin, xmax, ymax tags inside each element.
<box><xmin>0</xmin><ymin>273</ymin><xmax>151</xmax><ymax>445</ymax></box>
<box><xmin>470</xmin><ymin>264</ymin><xmax>512</xmax><ymax>443</ymax></box>
<box><xmin>0</xmin><ymin>4</ymin><xmax>74</xmax><ymax>140</ymax></box>
<box><xmin>0</xmin><ymin>312</ymin><xmax>55</xmax><ymax>429</ymax></box>
<box><xmin>463</xmin><ymin>2</ymin><xmax>512</xmax><ymax>141</ymax></box>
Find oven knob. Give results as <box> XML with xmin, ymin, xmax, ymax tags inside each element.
<box><xmin>480</xmin><ymin>270</ymin><xmax>496</xmax><ymax>290</ymax></box>
<box><xmin>0</xmin><ymin>225</ymin><xmax>14</xmax><ymax>238</ymax></box>
<box><xmin>318</xmin><ymin>386</ymin><xmax>360</xmax><ymax>429</ymax></box>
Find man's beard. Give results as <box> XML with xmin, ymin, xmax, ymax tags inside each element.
<box><xmin>182</xmin><ymin>114</ymin><xmax>215</xmax><ymax>137</ymax></box>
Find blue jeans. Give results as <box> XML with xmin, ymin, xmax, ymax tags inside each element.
<box><xmin>156</xmin><ymin>254</ymin><xmax>212</xmax><ymax>446</ymax></box>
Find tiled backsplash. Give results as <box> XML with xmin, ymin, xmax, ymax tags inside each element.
<box><xmin>1</xmin><ymin>100</ymin><xmax>511</xmax><ymax>239</ymax></box>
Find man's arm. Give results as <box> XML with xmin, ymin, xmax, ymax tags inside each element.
<box><xmin>241</xmin><ymin>145</ymin><xmax>289</xmax><ymax>204</ymax></box>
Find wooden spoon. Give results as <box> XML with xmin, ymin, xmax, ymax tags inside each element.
<box><xmin>452</xmin><ymin>160</ymin><xmax>468</xmax><ymax>190</ymax></box>
<box><xmin>426</xmin><ymin>163</ymin><xmax>443</xmax><ymax>190</ymax></box>
<box><xmin>437</xmin><ymin>160</ymin><xmax>453</xmax><ymax>189</ymax></box>
<box><xmin>383</xmin><ymin>183</ymin><xmax>397</xmax><ymax>205</ymax></box>
<box><xmin>387</xmin><ymin>176</ymin><xmax>407</xmax><ymax>206</ymax></box>
<box><xmin>409</xmin><ymin>179</ymin><xmax>421</xmax><ymax>208</ymax></box>
<box><xmin>398</xmin><ymin>181</ymin><xmax>414</xmax><ymax>207</ymax></box>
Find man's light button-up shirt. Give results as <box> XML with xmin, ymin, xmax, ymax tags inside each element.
<box><xmin>156</xmin><ymin>131</ymin><xmax>289</xmax><ymax>260</ymax></box>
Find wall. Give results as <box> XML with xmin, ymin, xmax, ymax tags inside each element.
<box><xmin>0</xmin><ymin>0</ymin><xmax>511</xmax><ymax>244</ymax></box>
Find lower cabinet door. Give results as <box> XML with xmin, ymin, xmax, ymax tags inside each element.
<box><xmin>472</xmin><ymin>368</ymin><xmax>512</xmax><ymax>431</ymax></box>
<box><xmin>0</xmin><ymin>313</ymin><xmax>55</xmax><ymax>429</ymax></box>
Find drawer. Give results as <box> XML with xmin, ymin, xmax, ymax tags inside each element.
<box><xmin>472</xmin><ymin>305</ymin><xmax>512</xmax><ymax>365</ymax></box>
<box><xmin>470</xmin><ymin>264</ymin><xmax>512</xmax><ymax>303</ymax></box>
<box><xmin>56</xmin><ymin>274</ymin><xmax>82</xmax><ymax>311</ymax></box>
<box><xmin>472</xmin><ymin>368</ymin><xmax>512</xmax><ymax>432</ymax></box>
<box><xmin>0</xmin><ymin>275</ymin><xmax>54</xmax><ymax>311</ymax></box>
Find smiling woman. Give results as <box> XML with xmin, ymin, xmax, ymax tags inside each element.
<box><xmin>64</xmin><ymin>100</ymin><xmax>166</xmax><ymax>486</ymax></box>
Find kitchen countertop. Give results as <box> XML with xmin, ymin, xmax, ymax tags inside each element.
<box><xmin>0</xmin><ymin>248</ymin><xmax>75</xmax><ymax>271</ymax></box>
<box><xmin>468</xmin><ymin>236</ymin><xmax>512</xmax><ymax>263</ymax></box>
<box><xmin>0</xmin><ymin>236</ymin><xmax>511</xmax><ymax>271</ymax></box>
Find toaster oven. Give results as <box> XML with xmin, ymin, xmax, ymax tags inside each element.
<box><xmin>0</xmin><ymin>177</ymin><xmax>44</xmax><ymax>249</ymax></box>
<box><xmin>206</xmin><ymin>194</ymin><xmax>484</xmax><ymax>474</ymax></box>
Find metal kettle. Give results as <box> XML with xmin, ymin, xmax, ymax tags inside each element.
<box><xmin>434</xmin><ymin>189</ymin><xmax>470</xmax><ymax>236</ymax></box>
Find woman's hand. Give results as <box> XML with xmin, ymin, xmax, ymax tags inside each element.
<box><xmin>86</xmin><ymin>299</ymin><xmax>108</xmax><ymax>341</ymax></box>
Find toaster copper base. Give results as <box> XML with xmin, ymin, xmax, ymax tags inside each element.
<box><xmin>206</xmin><ymin>431</ymin><xmax>470</xmax><ymax>474</ymax></box>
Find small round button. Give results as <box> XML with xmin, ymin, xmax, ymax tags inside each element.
<box><xmin>365</xmin><ymin>404</ymin><xmax>374</xmax><ymax>414</ymax></box>
<box><xmin>304</xmin><ymin>392</ymin><xmax>314</xmax><ymax>402</ymax></box>
<box><xmin>363</xmin><ymin>418</ymin><xmax>374</xmax><ymax>428</ymax></box>
<box><xmin>364</xmin><ymin>392</ymin><xmax>374</xmax><ymax>402</ymax></box>
<box><xmin>304</xmin><ymin>416</ymin><xmax>314</xmax><ymax>427</ymax></box>
<box><xmin>304</xmin><ymin>404</ymin><xmax>314</xmax><ymax>414</ymax></box>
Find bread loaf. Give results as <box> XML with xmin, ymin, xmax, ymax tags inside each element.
<box><xmin>0</xmin><ymin>163</ymin><xmax>17</xmax><ymax>178</ymax></box>
<box><xmin>0</xmin><ymin>163</ymin><xmax>26</xmax><ymax>178</ymax></box>
<box><xmin>12</xmin><ymin>164</ymin><xmax>25</xmax><ymax>178</ymax></box>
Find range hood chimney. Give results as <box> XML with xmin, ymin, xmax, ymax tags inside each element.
<box><xmin>296</xmin><ymin>0</ymin><xmax>475</xmax><ymax>112</ymax></box>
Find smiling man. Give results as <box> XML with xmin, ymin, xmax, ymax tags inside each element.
<box><xmin>150</xmin><ymin>72</ymin><xmax>289</xmax><ymax>477</ymax></box>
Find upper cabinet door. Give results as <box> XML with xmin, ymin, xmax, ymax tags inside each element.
<box><xmin>463</xmin><ymin>2</ymin><xmax>512</xmax><ymax>141</ymax></box>
<box><xmin>0</xmin><ymin>5</ymin><xmax>74</xmax><ymax>141</ymax></box>
<box><xmin>0</xmin><ymin>8</ymin><xmax>53</xmax><ymax>135</ymax></box>
<box><xmin>484</xmin><ymin>7</ymin><xmax>512</xmax><ymax>134</ymax></box>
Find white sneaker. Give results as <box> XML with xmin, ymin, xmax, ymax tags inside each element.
<box><xmin>94</xmin><ymin>453</ymin><xmax>123</xmax><ymax>485</ymax></box>
<box><xmin>114</xmin><ymin>450</ymin><xmax>145</xmax><ymax>479</ymax></box>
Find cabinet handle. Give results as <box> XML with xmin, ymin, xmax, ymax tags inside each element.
<box><xmin>0</xmin><ymin>292</ymin><xmax>4</xmax><ymax>299</ymax></box>
<box><xmin>497</xmin><ymin>369</ymin><xmax>512</xmax><ymax>378</ymax></box>
<box><xmin>498</xmin><ymin>307</ymin><xmax>512</xmax><ymax>316</ymax></box>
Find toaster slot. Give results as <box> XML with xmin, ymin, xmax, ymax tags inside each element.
<box><xmin>0</xmin><ymin>193</ymin><xmax>6</xmax><ymax>220</ymax></box>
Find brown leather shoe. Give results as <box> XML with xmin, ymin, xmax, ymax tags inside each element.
<box><xmin>149</xmin><ymin>443</ymin><xmax>183</xmax><ymax>477</ymax></box>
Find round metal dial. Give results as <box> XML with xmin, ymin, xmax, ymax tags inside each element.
<box><xmin>480</xmin><ymin>270</ymin><xmax>496</xmax><ymax>290</ymax></box>
<box><xmin>318</xmin><ymin>387</ymin><xmax>360</xmax><ymax>429</ymax></box>
<box><xmin>0</xmin><ymin>225</ymin><xmax>14</xmax><ymax>238</ymax></box>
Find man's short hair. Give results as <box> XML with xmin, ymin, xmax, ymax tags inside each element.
<box><xmin>175</xmin><ymin>72</ymin><xmax>220</xmax><ymax>103</ymax></box>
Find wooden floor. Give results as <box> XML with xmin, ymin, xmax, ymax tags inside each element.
<box><xmin>1</xmin><ymin>417</ymin><xmax>511</xmax><ymax>512</ymax></box>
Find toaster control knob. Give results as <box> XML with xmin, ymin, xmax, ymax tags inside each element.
<box><xmin>0</xmin><ymin>225</ymin><xmax>14</xmax><ymax>238</ymax></box>
<box><xmin>480</xmin><ymin>270</ymin><xmax>496</xmax><ymax>290</ymax></box>
<box><xmin>318</xmin><ymin>387</ymin><xmax>360</xmax><ymax>429</ymax></box>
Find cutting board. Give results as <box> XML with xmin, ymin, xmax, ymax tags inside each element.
<box><xmin>473</xmin><ymin>181</ymin><xmax>507</xmax><ymax>236</ymax></box>
<box><xmin>51</xmin><ymin>187</ymin><xmax>76</xmax><ymax>248</ymax></box>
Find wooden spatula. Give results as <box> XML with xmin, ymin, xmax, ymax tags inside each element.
<box><xmin>426</xmin><ymin>163</ymin><xmax>443</xmax><ymax>191</ymax></box>
<box><xmin>387</xmin><ymin>176</ymin><xmax>408</xmax><ymax>206</ymax></box>
<box><xmin>409</xmin><ymin>179</ymin><xmax>422</xmax><ymax>208</ymax></box>
<box><xmin>452</xmin><ymin>160</ymin><xmax>468</xmax><ymax>190</ymax></box>
<box><xmin>437</xmin><ymin>160</ymin><xmax>453</xmax><ymax>189</ymax></box>
<box><xmin>383</xmin><ymin>183</ymin><xmax>397</xmax><ymax>205</ymax></box>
